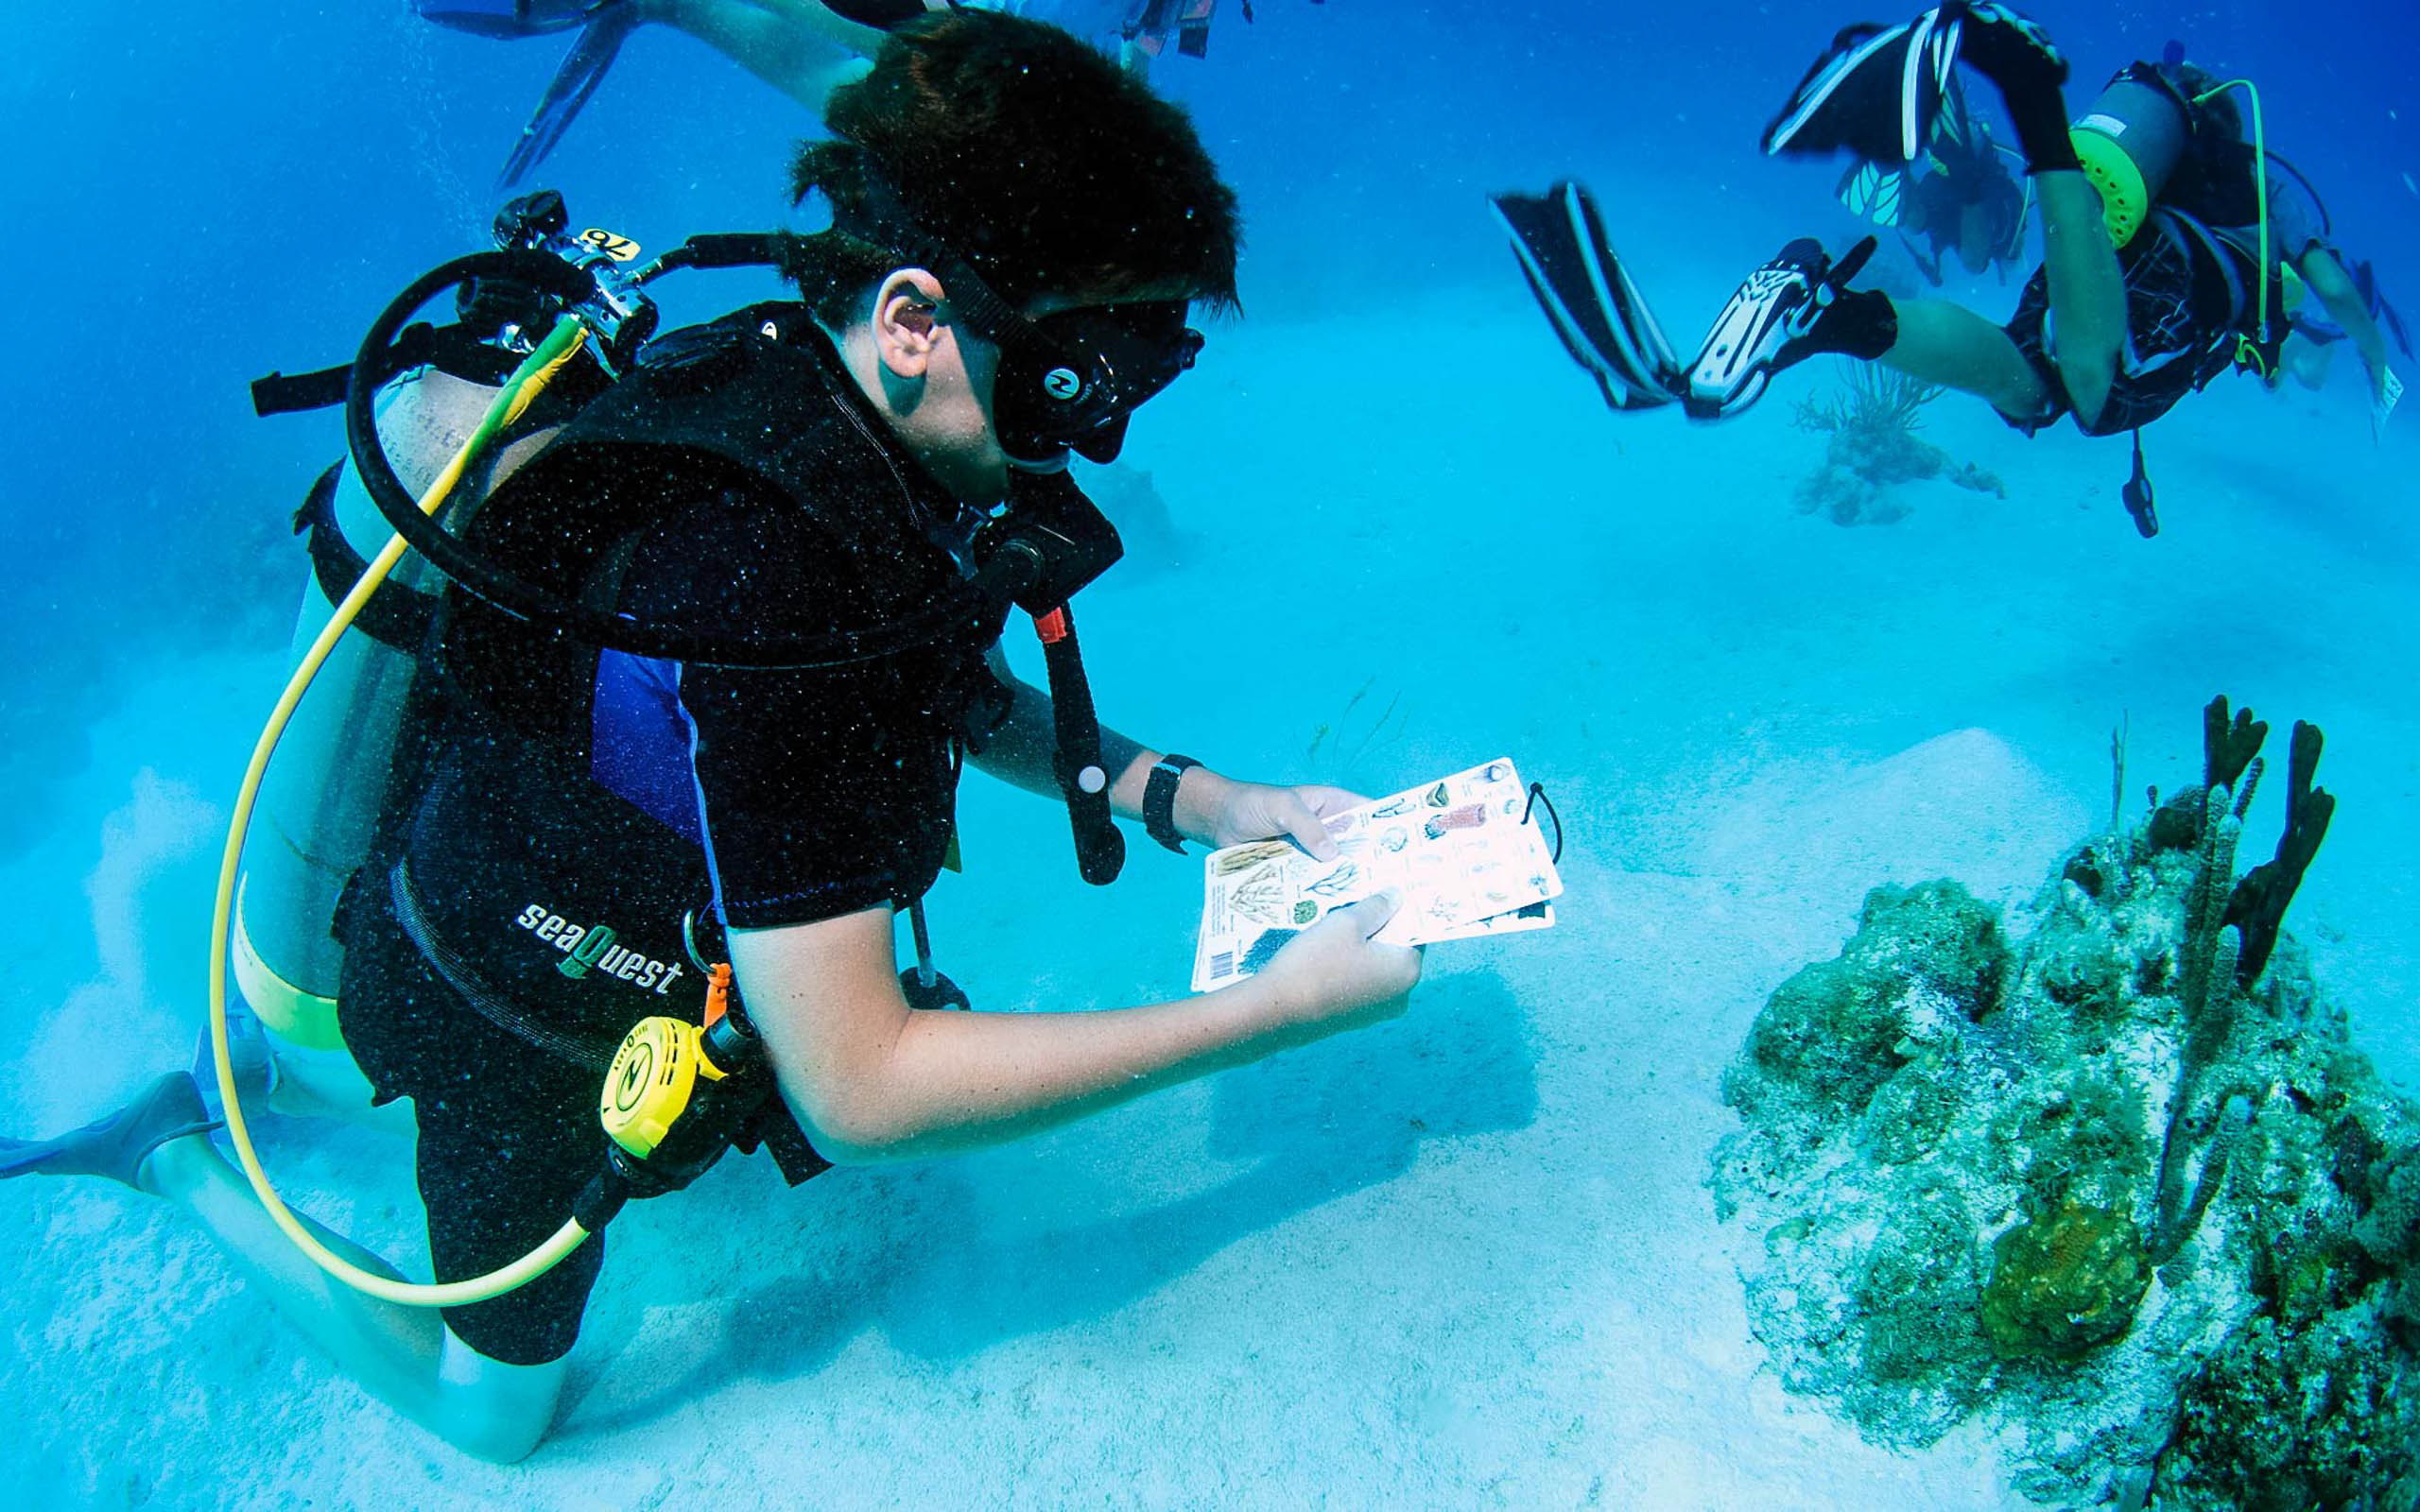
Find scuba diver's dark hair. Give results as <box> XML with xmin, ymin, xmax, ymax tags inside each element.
<box><xmin>783</xmin><ymin>10</ymin><xmax>1242</xmax><ymax>327</ymax></box>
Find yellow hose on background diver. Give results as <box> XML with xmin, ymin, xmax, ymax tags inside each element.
<box><xmin>2194</xmin><ymin>78</ymin><xmax>2273</xmax><ymax>372</ymax></box>
<box><xmin>206</xmin><ymin>315</ymin><xmax>593</xmax><ymax>1307</ymax></box>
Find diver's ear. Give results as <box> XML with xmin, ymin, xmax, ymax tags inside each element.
<box><xmin>871</xmin><ymin>268</ymin><xmax>948</xmax><ymax>379</ymax></box>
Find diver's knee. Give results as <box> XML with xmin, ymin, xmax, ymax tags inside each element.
<box><xmin>433</xmin><ymin>1387</ymin><xmax>558</xmax><ymax>1465</ymax></box>
<box><xmin>2054</xmin><ymin>346</ymin><xmax>2119</xmax><ymax>428</ymax></box>
<box><xmin>432</xmin><ymin>1329</ymin><xmax>567</xmax><ymax>1463</ymax></box>
<box><xmin>445</xmin><ymin>1413</ymin><xmax>550</xmax><ymax>1466</ymax></box>
<box><xmin>1985</xmin><ymin>367</ymin><xmax>2055</xmax><ymax>427</ymax></box>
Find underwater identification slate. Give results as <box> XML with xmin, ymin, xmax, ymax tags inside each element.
<box><xmin>1192</xmin><ymin>759</ymin><xmax>1563</xmax><ymax>990</ymax></box>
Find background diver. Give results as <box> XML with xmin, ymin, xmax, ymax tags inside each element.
<box><xmin>1</xmin><ymin>13</ymin><xmax>1419</xmax><ymax>1462</ymax></box>
<box><xmin>1494</xmin><ymin>2</ymin><xmax>2406</xmax><ymax>539</ymax></box>
<box><xmin>2281</xmin><ymin>249</ymin><xmax>2414</xmax><ymax>396</ymax></box>
<box><xmin>417</xmin><ymin>0</ymin><xmax>1283</xmax><ymax>188</ymax></box>
<box><xmin>1835</xmin><ymin>69</ymin><xmax>2031</xmax><ymax>286</ymax></box>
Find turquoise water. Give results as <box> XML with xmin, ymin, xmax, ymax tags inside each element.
<box><xmin>2</xmin><ymin>3</ymin><xmax>2416</xmax><ymax>1504</ymax></box>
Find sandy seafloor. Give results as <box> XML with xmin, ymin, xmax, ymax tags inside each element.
<box><xmin>1</xmin><ymin>280</ymin><xmax>2414</xmax><ymax>1508</ymax></box>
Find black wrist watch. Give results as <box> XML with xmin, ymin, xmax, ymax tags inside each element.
<box><xmin>1143</xmin><ymin>754</ymin><xmax>1202</xmax><ymax>854</ymax></box>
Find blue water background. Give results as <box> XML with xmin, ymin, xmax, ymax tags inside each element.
<box><xmin>2</xmin><ymin>2</ymin><xmax>2413</xmax><ymax>744</ymax></box>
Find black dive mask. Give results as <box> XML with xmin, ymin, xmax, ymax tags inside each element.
<box><xmin>985</xmin><ymin>299</ymin><xmax>1203</xmax><ymax>467</ymax></box>
<box><xmin>835</xmin><ymin>172</ymin><xmax>1204</xmax><ymax>467</ymax></box>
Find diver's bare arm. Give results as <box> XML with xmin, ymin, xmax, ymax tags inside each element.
<box><xmin>965</xmin><ymin>644</ymin><xmax>1217</xmax><ymax>828</ymax></box>
<box><xmin>641</xmin><ymin>0</ymin><xmax>881</xmax><ymax>109</ymax></box>
<box><xmin>731</xmin><ymin>906</ymin><xmax>1342</xmax><ymax>1163</ymax></box>
<box><xmin>2302</xmin><ymin>248</ymin><xmax>2393</xmax><ymax>384</ymax></box>
<box><xmin>2032</xmin><ymin>171</ymin><xmax>2126</xmax><ymax>424</ymax></box>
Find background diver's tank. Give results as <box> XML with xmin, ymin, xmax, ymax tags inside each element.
<box><xmin>233</xmin><ymin>369</ymin><xmax>501</xmax><ymax>1067</ymax></box>
<box><xmin>2069</xmin><ymin>71</ymin><xmax>2194</xmax><ymax>249</ymax></box>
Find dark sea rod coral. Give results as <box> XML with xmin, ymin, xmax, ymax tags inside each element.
<box><xmin>1707</xmin><ymin>697</ymin><xmax>2420</xmax><ymax>1508</ymax></box>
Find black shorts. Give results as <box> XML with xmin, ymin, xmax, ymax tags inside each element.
<box><xmin>2000</xmin><ymin>217</ymin><xmax>2234</xmax><ymax>438</ymax></box>
<box><xmin>337</xmin><ymin>865</ymin><xmax>616</xmax><ymax>1367</ymax></box>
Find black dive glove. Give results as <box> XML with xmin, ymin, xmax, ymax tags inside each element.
<box><xmin>1958</xmin><ymin>3</ymin><xmax>2082</xmax><ymax>174</ymax></box>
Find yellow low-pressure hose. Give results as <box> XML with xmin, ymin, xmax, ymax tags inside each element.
<box><xmin>207</xmin><ymin>315</ymin><xmax>597</xmax><ymax>1306</ymax></box>
<box><xmin>2195</xmin><ymin>78</ymin><xmax>2274</xmax><ymax>366</ymax></box>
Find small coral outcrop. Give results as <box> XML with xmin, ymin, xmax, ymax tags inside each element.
<box><xmin>1724</xmin><ymin>880</ymin><xmax>2008</xmax><ymax>1138</ymax></box>
<box><xmin>1979</xmin><ymin>1201</ymin><xmax>2153</xmax><ymax>1360</ymax></box>
<box><xmin>1790</xmin><ymin>362</ymin><xmax>2005</xmax><ymax>525</ymax></box>
<box><xmin>1707</xmin><ymin>697</ymin><xmax>2420</xmax><ymax>1506</ymax></box>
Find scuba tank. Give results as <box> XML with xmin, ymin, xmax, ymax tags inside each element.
<box><xmin>2069</xmin><ymin>59</ymin><xmax>2265</xmax><ymax>251</ymax></box>
<box><xmin>237</xmin><ymin>191</ymin><xmax>631</xmax><ymax>1067</ymax></box>
<box><xmin>2070</xmin><ymin>73</ymin><xmax>2193</xmax><ymax>249</ymax></box>
<box><xmin>235</xmin><ymin>370</ymin><xmax>504</xmax><ymax>1057</ymax></box>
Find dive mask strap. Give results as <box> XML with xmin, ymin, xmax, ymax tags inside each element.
<box><xmin>840</xmin><ymin>169</ymin><xmax>1037</xmax><ymax>350</ymax></box>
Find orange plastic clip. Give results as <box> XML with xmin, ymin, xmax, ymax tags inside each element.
<box><xmin>704</xmin><ymin>962</ymin><xmax>734</xmax><ymax>1027</ymax></box>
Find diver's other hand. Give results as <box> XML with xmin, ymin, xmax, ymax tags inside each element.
<box><xmin>1253</xmin><ymin>891</ymin><xmax>1423</xmax><ymax>1029</ymax></box>
<box><xmin>2372</xmin><ymin>365</ymin><xmax>2404</xmax><ymax>442</ymax></box>
<box><xmin>1186</xmin><ymin>775</ymin><xmax>1363</xmax><ymax>861</ymax></box>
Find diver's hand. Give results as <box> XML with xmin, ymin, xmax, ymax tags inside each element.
<box><xmin>1958</xmin><ymin>4</ymin><xmax>2069</xmax><ymax>94</ymax></box>
<box><xmin>1183</xmin><ymin>774</ymin><xmax>1363</xmax><ymax>861</ymax></box>
<box><xmin>1253</xmin><ymin>891</ymin><xmax>1423</xmax><ymax>1028</ymax></box>
<box><xmin>2372</xmin><ymin>365</ymin><xmax>2404</xmax><ymax>442</ymax></box>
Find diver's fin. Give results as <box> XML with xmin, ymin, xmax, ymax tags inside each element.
<box><xmin>1837</xmin><ymin>161</ymin><xmax>1904</xmax><ymax>227</ymax></box>
<box><xmin>1490</xmin><ymin>181</ymin><xmax>1685</xmax><ymax>412</ymax></box>
<box><xmin>0</xmin><ymin>1073</ymin><xmax>217</xmax><ymax>1189</ymax></box>
<box><xmin>415</xmin><ymin>0</ymin><xmax>593</xmax><ymax>42</ymax></box>
<box><xmin>2355</xmin><ymin>261</ymin><xmax>2414</xmax><ymax>361</ymax></box>
<box><xmin>2384</xmin><ymin>302</ymin><xmax>2413</xmax><ymax>364</ymax></box>
<box><xmin>496</xmin><ymin>2</ymin><xmax>643</xmax><ymax>190</ymax></box>
<box><xmin>1685</xmin><ymin>236</ymin><xmax>1883</xmax><ymax>421</ymax></box>
<box><xmin>819</xmin><ymin>0</ymin><xmax>954</xmax><ymax>26</ymax></box>
<box><xmin>1763</xmin><ymin>8</ymin><xmax>1965</xmax><ymax>166</ymax></box>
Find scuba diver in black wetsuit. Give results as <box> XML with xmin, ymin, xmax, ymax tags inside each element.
<box><xmin>1494</xmin><ymin>4</ymin><xmax>2405</xmax><ymax>539</ymax></box>
<box><xmin>0</xmin><ymin>12</ymin><xmax>1418</xmax><ymax>1461</ymax></box>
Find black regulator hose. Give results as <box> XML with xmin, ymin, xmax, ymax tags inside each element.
<box><xmin>341</xmin><ymin>251</ymin><xmax>993</xmax><ymax>670</ymax></box>
<box><xmin>1035</xmin><ymin>603</ymin><xmax>1127</xmax><ymax>886</ymax></box>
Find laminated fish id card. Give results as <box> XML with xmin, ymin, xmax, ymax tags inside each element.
<box><xmin>1191</xmin><ymin>758</ymin><xmax>1562</xmax><ymax>991</ymax></box>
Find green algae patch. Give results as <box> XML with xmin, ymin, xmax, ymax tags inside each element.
<box><xmin>1979</xmin><ymin>1202</ymin><xmax>2152</xmax><ymax>1360</ymax></box>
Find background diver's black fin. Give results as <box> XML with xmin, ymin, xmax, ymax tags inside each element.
<box><xmin>1491</xmin><ymin>182</ymin><xmax>1683</xmax><ymax>412</ymax></box>
<box><xmin>496</xmin><ymin>5</ymin><xmax>643</xmax><ymax>190</ymax></box>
